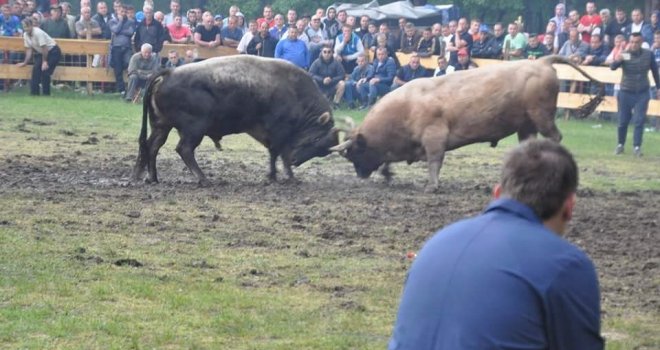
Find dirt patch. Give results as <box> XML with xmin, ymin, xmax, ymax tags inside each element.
<box><xmin>0</xmin><ymin>140</ymin><xmax>658</xmax><ymax>316</ymax></box>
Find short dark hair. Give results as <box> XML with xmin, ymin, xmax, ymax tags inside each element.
<box><xmin>500</xmin><ymin>139</ymin><xmax>578</xmax><ymax>220</ymax></box>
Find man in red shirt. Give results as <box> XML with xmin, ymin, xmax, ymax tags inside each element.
<box><xmin>256</xmin><ymin>5</ymin><xmax>274</xmax><ymax>29</ymax></box>
<box><xmin>578</xmin><ymin>2</ymin><xmax>602</xmax><ymax>44</ymax></box>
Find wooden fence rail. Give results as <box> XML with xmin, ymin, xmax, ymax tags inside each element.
<box><xmin>2</xmin><ymin>37</ymin><xmax>660</xmax><ymax>116</ymax></box>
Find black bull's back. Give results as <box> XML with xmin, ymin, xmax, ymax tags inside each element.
<box><xmin>132</xmin><ymin>56</ymin><xmax>339</xmax><ymax>185</ymax></box>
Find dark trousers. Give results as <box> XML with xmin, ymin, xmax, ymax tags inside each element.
<box><xmin>111</xmin><ymin>46</ymin><xmax>132</xmax><ymax>93</ymax></box>
<box><xmin>617</xmin><ymin>89</ymin><xmax>649</xmax><ymax>148</ymax></box>
<box><xmin>31</xmin><ymin>45</ymin><xmax>61</xmax><ymax>96</ymax></box>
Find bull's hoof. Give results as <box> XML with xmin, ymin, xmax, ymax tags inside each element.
<box><xmin>198</xmin><ymin>179</ymin><xmax>212</xmax><ymax>187</ymax></box>
<box><xmin>424</xmin><ymin>185</ymin><xmax>440</xmax><ymax>194</ymax></box>
<box><xmin>282</xmin><ymin>177</ymin><xmax>301</xmax><ymax>185</ymax></box>
<box><xmin>145</xmin><ymin>178</ymin><xmax>159</xmax><ymax>185</ymax></box>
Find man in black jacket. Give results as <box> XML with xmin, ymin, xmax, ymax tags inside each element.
<box><xmin>309</xmin><ymin>46</ymin><xmax>346</xmax><ymax>108</ymax></box>
<box><xmin>133</xmin><ymin>4</ymin><xmax>168</xmax><ymax>54</ymax></box>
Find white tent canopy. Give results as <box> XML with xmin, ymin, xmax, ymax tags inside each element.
<box><xmin>330</xmin><ymin>1</ymin><xmax>452</xmax><ymax>21</ymax></box>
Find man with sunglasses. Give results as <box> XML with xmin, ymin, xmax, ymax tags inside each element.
<box><xmin>309</xmin><ymin>46</ymin><xmax>346</xmax><ymax>109</ymax></box>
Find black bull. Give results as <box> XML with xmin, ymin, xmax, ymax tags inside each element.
<box><xmin>132</xmin><ymin>56</ymin><xmax>340</xmax><ymax>185</ymax></box>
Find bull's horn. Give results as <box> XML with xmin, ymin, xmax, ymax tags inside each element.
<box><xmin>343</xmin><ymin>116</ymin><xmax>356</xmax><ymax>129</ymax></box>
<box><xmin>329</xmin><ymin>139</ymin><xmax>353</xmax><ymax>152</ymax></box>
<box><xmin>318</xmin><ymin>112</ymin><xmax>332</xmax><ymax>125</ymax></box>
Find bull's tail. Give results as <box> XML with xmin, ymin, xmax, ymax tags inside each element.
<box><xmin>539</xmin><ymin>55</ymin><xmax>605</xmax><ymax>119</ymax></box>
<box><xmin>134</xmin><ymin>69</ymin><xmax>172</xmax><ymax>179</ymax></box>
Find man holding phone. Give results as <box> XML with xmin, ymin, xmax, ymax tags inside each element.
<box><xmin>611</xmin><ymin>32</ymin><xmax>660</xmax><ymax>157</ymax></box>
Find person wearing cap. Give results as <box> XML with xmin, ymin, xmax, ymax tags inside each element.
<box><xmin>194</xmin><ymin>11</ymin><xmax>221</xmax><ymax>49</ymax></box>
<box><xmin>41</xmin><ymin>4</ymin><xmax>71</xmax><ymax>38</ymax></box>
<box><xmin>452</xmin><ymin>48</ymin><xmax>476</xmax><ymax>71</ymax></box>
<box><xmin>213</xmin><ymin>14</ymin><xmax>223</xmax><ymax>29</ymax></box>
<box><xmin>16</xmin><ymin>17</ymin><xmax>62</xmax><ymax>95</ymax></box>
<box><xmin>471</xmin><ymin>26</ymin><xmax>499</xmax><ymax>59</ymax></box>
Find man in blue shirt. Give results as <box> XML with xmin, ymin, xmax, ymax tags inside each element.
<box><xmin>274</xmin><ymin>26</ymin><xmax>308</xmax><ymax>70</ymax></box>
<box><xmin>390</xmin><ymin>52</ymin><xmax>429</xmax><ymax>91</ymax></box>
<box><xmin>358</xmin><ymin>46</ymin><xmax>396</xmax><ymax>109</ymax></box>
<box><xmin>389</xmin><ymin>139</ymin><xmax>604</xmax><ymax>350</ymax></box>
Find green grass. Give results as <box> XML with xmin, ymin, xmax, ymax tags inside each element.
<box><xmin>1</xmin><ymin>90</ymin><xmax>659</xmax><ymax>349</ymax></box>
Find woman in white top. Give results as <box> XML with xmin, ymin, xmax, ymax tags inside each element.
<box><xmin>16</xmin><ymin>18</ymin><xmax>62</xmax><ymax>95</ymax></box>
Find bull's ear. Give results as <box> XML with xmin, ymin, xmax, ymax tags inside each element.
<box><xmin>318</xmin><ymin>112</ymin><xmax>332</xmax><ymax>125</ymax></box>
<box><xmin>356</xmin><ymin>133</ymin><xmax>367</xmax><ymax>149</ymax></box>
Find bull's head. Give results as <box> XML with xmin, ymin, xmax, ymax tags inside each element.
<box><xmin>330</xmin><ymin>133</ymin><xmax>384</xmax><ymax>179</ymax></box>
<box><xmin>290</xmin><ymin>112</ymin><xmax>340</xmax><ymax>167</ymax></box>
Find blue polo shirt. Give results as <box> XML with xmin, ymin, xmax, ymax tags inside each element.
<box><xmin>389</xmin><ymin>198</ymin><xmax>603</xmax><ymax>350</ymax></box>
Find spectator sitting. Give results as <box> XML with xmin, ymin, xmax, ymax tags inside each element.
<box><xmin>359</xmin><ymin>46</ymin><xmax>396</xmax><ymax>109</ymax></box>
<box><xmin>237</xmin><ymin>20</ymin><xmax>257</xmax><ymax>54</ymax></box>
<box><xmin>344</xmin><ymin>53</ymin><xmax>373</xmax><ymax>109</ymax></box>
<box><xmin>167</xmin><ymin>14</ymin><xmax>191</xmax><ymax>44</ymax></box>
<box><xmin>355</xmin><ymin>15</ymin><xmax>370</xmax><ymax>38</ymax></box>
<box><xmin>502</xmin><ymin>22</ymin><xmax>526</xmax><ymax>60</ymax></box>
<box><xmin>417</xmin><ymin>27</ymin><xmax>443</xmax><ymax>58</ymax></box>
<box><xmin>247</xmin><ymin>20</ymin><xmax>277</xmax><ymax>57</ymax></box>
<box><xmin>222</xmin><ymin>5</ymin><xmax>239</xmax><ymax>27</ymax></box>
<box><xmin>75</xmin><ymin>6</ymin><xmax>102</xmax><ymax>39</ymax></box>
<box><xmin>213</xmin><ymin>14</ymin><xmax>223</xmax><ymax>30</ymax></box>
<box><xmin>543</xmin><ymin>32</ymin><xmax>557</xmax><ymax>54</ymax></box>
<box><xmin>361</xmin><ymin>21</ymin><xmax>378</xmax><ymax>51</ymax></box>
<box><xmin>60</xmin><ymin>2</ymin><xmax>76</xmax><ymax>38</ymax></box>
<box><xmin>334</xmin><ymin>23</ymin><xmax>365</xmax><ymax>74</ymax></box>
<box><xmin>309</xmin><ymin>46</ymin><xmax>346</xmax><ymax>109</ymax></box>
<box><xmin>220</xmin><ymin>15</ymin><xmax>243</xmax><ymax>48</ymax></box>
<box><xmin>433</xmin><ymin>55</ymin><xmax>455</xmax><ymax>77</ymax></box>
<box><xmin>491</xmin><ymin>23</ymin><xmax>506</xmax><ymax>57</ymax></box>
<box><xmin>274</xmin><ymin>26</ymin><xmax>308</xmax><ymax>69</ymax></box>
<box><xmin>624</xmin><ymin>9</ymin><xmax>653</xmax><ymax>48</ymax></box>
<box><xmin>125</xmin><ymin>43</ymin><xmax>159</xmax><ymax>102</ymax></box>
<box><xmin>582</xmin><ymin>34</ymin><xmax>610</xmax><ymax>66</ymax></box>
<box><xmin>323</xmin><ymin>7</ymin><xmax>340</xmax><ymax>41</ymax></box>
<box><xmin>471</xmin><ymin>27</ymin><xmax>500</xmax><ymax>59</ymax></box>
<box><xmin>399</xmin><ymin>22</ymin><xmax>421</xmax><ymax>54</ymax></box>
<box><xmin>453</xmin><ymin>48</ymin><xmax>477</xmax><ymax>71</ymax></box>
<box><xmin>372</xmin><ymin>33</ymin><xmax>400</xmax><ymax>66</ymax></box>
<box><xmin>559</xmin><ymin>27</ymin><xmax>588</xmax><ymax>64</ymax></box>
<box><xmin>557</xmin><ymin>18</ymin><xmax>572</xmax><ymax>51</ymax></box>
<box><xmin>523</xmin><ymin>34</ymin><xmax>549</xmax><ymax>60</ymax></box>
<box><xmin>194</xmin><ymin>12</ymin><xmax>221</xmax><ymax>49</ymax></box>
<box><xmin>391</xmin><ymin>52</ymin><xmax>429</xmax><ymax>91</ymax></box>
<box><xmin>164</xmin><ymin>49</ymin><xmax>183</xmax><ymax>68</ymax></box>
<box><xmin>186</xmin><ymin>10</ymin><xmax>198</xmax><ymax>33</ymax></box>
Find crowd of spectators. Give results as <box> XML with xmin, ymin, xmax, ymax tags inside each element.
<box><xmin>0</xmin><ymin>1</ymin><xmax>659</xmax><ymax>115</ymax></box>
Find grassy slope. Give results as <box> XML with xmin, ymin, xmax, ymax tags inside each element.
<box><xmin>1</xmin><ymin>92</ymin><xmax>659</xmax><ymax>349</ymax></box>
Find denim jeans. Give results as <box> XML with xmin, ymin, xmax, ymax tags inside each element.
<box><xmin>617</xmin><ymin>89</ymin><xmax>649</xmax><ymax>147</ymax></box>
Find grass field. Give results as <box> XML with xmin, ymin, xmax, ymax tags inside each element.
<box><xmin>1</xmin><ymin>90</ymin><xmax>659</xmax><ymax>349</ymax></box>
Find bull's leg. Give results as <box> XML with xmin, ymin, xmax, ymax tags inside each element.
<box><xmin>422</xmin><ymin>127</ymin><xmax>448</xmax><ymax>193</ymax></box>
<box><xmin>145</xmin><ymin>126</ymin><xmax>172</xmax><ymax>184</ymax></box>
<box><xmin>380</xmin><ymin>163</ymin><xmax>393</xmax><ymax>183</ymax></box>
<box><xmin>132</xmin><ymin>145</ymin><xmax>149</xmax><ymax>182</ymax></box>
<box><xmin>175</xmin><ymin>133</ymin><xmax>209</xmax><ymax>186</ymax></box>
<box><xmin>528</xmin><ymin>108</ymin><xmax>562</xmax><ymax>142</ymax></box>
<box><xmin>280</xmin><ymin>151</ymin><xmax>298</xmax><ymax>183</ymax></box>
<box><xmin>268</xmin><ymin>149</ymin><xmax>278</xmax><ymax>181</ymax></box>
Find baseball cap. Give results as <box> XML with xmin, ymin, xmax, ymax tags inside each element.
<box><xmin>214</xmin><ymin>14</ymin><xmax>222</xmax><ymax>21</ymax></box>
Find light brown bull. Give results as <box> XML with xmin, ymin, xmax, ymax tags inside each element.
<box><xmin>332</xmin><ymin>55</ymin><xmax>603</xmax><ymax>191</ymax></box>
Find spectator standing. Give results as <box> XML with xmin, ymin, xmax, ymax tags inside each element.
<box><xmin>60</xmin><ymin>2</ymin><xmax>76</xmax><ymax>37</ymax></box>
<box><xmin>582</xmin><ymin>34</ymin><xmax>610</xmax><ymax>66</ymax></box>
<box><xmin>167</xmin><ymin>14</ymin><xmax>191</xmax><ymax>44</ymax></box>
<box><xmin>606</xmin><ymin>8</ymin><xmax>629</xmax><ymax>48</ymax></box>
<box><xmin>611</xmin><ymin>33</ymin><xmax>660</xmax><ymax>157</ymax></box>
<box><xmin>125</xmin><ymin>43</ymin><xmax>159</xmax><ymax>102</ymax></box>
<box><xmin>309</xmin><ymin>46</ymin><xmax>345</xmax><ymax>108</ymax></box>
<box><xmin>222</xmin><ymin>5</ymin><xmax>238</xmax><ymax>27</ymax></box>
<box><xmin>502</xmin><ymin>22</ymin><xmax>526</xmax><ymax>60</ymax></box>
<box><xmin>134</xmin><ymin>4</ymin><xmax>168</xmax><ymax>54</ymax></box>
<box><xmin>42</xmin><ymin>4</ymin><xmax>71</xmax><ymax>39</ymax></box>
<box><xmin>285</xmin><ymin>8</ymin><xmax>296</xmax><ymax>29</ymax></box>
<box><xmin>186</xmin><ymin>9</ymin><xmax>198</xmax><ymax>33</ymax></box>
<box><xmin>236</xmin><ymin>20</ymin><xmax>257</xmax><ymax>54</ymax></box>
<box><xmin>194</xmin><ymin>11</ymin><xmax>221</xmax><ymax>49</ymax></box>
<box><xmin>624</xmin><ymin>9</ymin><xmax>653</xmax><ymax>48</ymax></box>
<box><xmin>388</xmin><ymin>139</ymin><xmax>604</xmax><ymax>350</ymax></box>
<box><xmin>491</xmin><ymin>22</ymin><xmax>505</xmax><ymax>57</ymax></box>
<box><xmin>359</xmin><ymin>46</ymin><xmax>396</xmax><ymax>109</ymax></box>
<box><xmin>399</xmin><ymin>22</ymin><xmax>421</xmax><ymax>54</ymax></box>
<box><xmin>543</xmin><ymin>32</ymin><xmax>557</xmax><ymax>54</ymax></box>
<box><xmin>417</xmin><ymin>27</ymin><xmax>443</xmax><ymax>58</ymax></box>
<box><xmin>523</xmin><ymin>34</ymin><xmax>549</xmax><ymax>60</ymax></box>
<box><xmin>391</xmin><ymin>52</ymin><xmax>428</xmax><ymax>91</ymax></box>
<box><xmin>75</xmin><ymin>6</ymin><xmax>101</xmax><ymax>39</ymax></box>
<box><xmin>274</xmin><ymin>26</ymin><xmax>307</xmax><ymax>69</ymax></box>
<box><xmin>344</xmin><ymin>53</ymin><xmax>372</xmax><ymax>109</ymax></box>
<box><xmin>578</xmin><ymin>2</ymin><xmax>602</xmax><ymax>44</ymax></box>
<box><xmin>306</xmin><ymin>15</ymin><xmax>332</xmax><ymax>63</ymax></box>
<box><xmin>471</xmin><ymin>27</ymin><xmax>499</xmax><ymax>59</ymax></box>
<box><xmin>355</xmin><ymin>15</ymin><xmax>370</xmax><ymax>39</ymax></box>
<box><xmin>16</xmin><ymin>17</ymin><xmax>61</xmax><ymax>95</ymax></box>
<box><xmin>557</xmin><ymin>18</ymin><xmax>572</xmax><ymax>52</ymax></box>
<box><xmin>247</xmin><ymin>20</ymin><xmax>277</xmax><ymax>57</ymax></box>
<box><xmin>559</xmin><ymin>27</ymin><xmax>589</xmax><ymax>64</ymax></box>
<box><xmin>323</xmin><ymin>7</ymin><xmax>340</xmax><ymax>41</ymax></box>
<box><xmin>220</xmin><ymin>15</ymin><xmax>243</xmax><ymax>48</ymax></box>
<box><xmin>108</xmin><ymin>4</ymin><xmax>135</xmax><ymax>95</ymax></box>
<box><xmin>92</xmin><ymin>1</ymin><xmax>111</xmax><ymax>39</ymax></box>
<box><xmin>256</xmin><ymin>5</ymin><xmax>274</xmax><ymax>29</ymax></box>
<box><xmin>550</xmin><ymin>3</ymin><xmax>566</xmax><ymax>36</ymax></box>
<box><xmin>1</xmin><ymin>4</ymin><xmax>22</xmax><ymax>37</ymax></box>
<box><xmin>162</xmin><ymin>0</ymin><xmax>186</xmax><ymax>26</ymax></box>
<box><xmin>269</xmin><ymin>14</ymin><xmax>287</xmax><ymax>41</ymax></box>
<box><xmin>334</xmin><ymin>24</ymin><xmax>364</xmax><ymax>74</ymax></box>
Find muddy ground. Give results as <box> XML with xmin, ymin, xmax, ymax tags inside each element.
<box><xmin>1</xmin><ymin>122</ymin><xmax>658</xmax><ymax>321</ymax></box>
